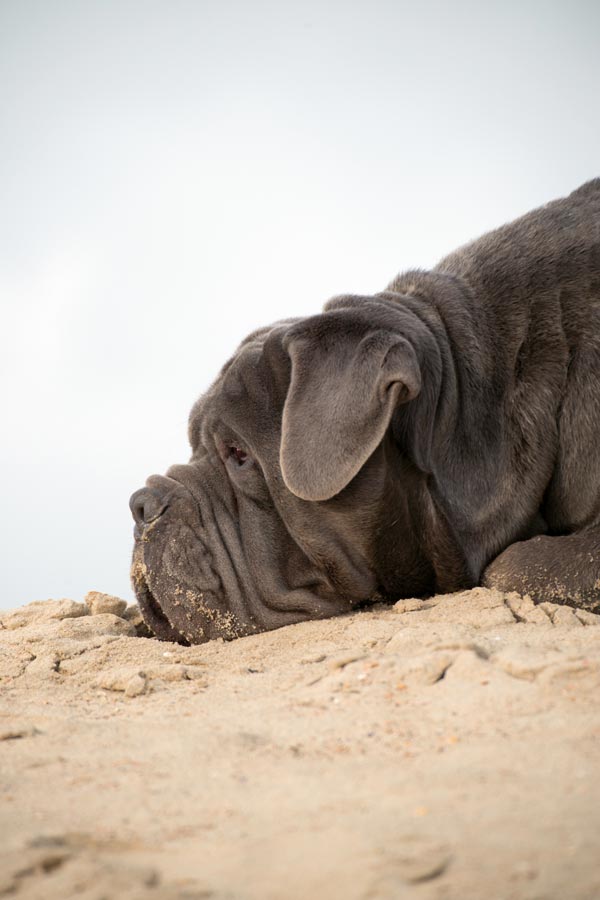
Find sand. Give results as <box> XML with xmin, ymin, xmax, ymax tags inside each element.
<box><xmin>1</xmin><ymin>587</ymin><xmax>600</xmax><ymax>899</ymax></box>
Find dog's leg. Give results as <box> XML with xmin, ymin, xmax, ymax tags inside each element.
<box><xmin>482</xmin><ymin>527</ymin><xmax>600</xmax><ymax>614</ymax></box>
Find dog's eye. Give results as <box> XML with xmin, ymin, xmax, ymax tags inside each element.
<box><xmin>228</xmin><ymin>445</ymin><xmax>251</xmax><ymax>467</ymax></box>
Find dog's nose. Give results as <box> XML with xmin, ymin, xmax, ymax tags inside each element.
<box><xmin>129</xmin><ymin>487</ymin><xmax>170</xmax><ymax>526</ymax></box>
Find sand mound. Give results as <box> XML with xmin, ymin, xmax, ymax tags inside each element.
<box><xmin>2</xmin><ymin>588</ymin><xmax>600</xmax><ymax>899</ymax></box>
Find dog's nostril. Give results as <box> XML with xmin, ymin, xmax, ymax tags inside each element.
<box><xmin>129</xmin><ymin>488</ymin><xmax>169</xmax><ymax>526</ymax></box>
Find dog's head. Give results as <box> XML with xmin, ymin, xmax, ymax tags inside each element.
<box><xmin>129</xmin><ymin>291</ymin><xmax>456</xmax><ymax>644</ymax></box>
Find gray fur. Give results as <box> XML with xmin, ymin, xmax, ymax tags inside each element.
<box><xmin>130</xmin><ymin>179</ymin><xmax>600</xmax><ymax>643</ymax></box>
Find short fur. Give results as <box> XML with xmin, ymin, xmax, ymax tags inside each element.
<box><xmin>130</xmin><ymin>180</ymin><xmax>600</xmax><ymax>643</ymax></box>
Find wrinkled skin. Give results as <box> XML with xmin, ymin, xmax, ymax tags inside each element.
<box><xmin>130</xmin><ymin>309</ymin><xmax>449</xmax><ymax>645</ymax></box>
<box><xmin>131</xmin><ymin>180</ymin><xmax>600</xmax><ymax>643</ymax></box>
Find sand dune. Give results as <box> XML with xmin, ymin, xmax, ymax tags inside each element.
<box><xmin>2</xmin><ymin>588</ymin><xmax>600</xmax><ymax>899</ymax></box>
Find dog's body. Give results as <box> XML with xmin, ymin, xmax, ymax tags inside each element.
<box><xmin>130</xmin><ymin>180</ymin><xmax>600</xmax><ymax>643</ymax></box>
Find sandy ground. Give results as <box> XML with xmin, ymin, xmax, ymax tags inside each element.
<box><xmin>1</xmin><ymin>588</ymin><xmax>600</xmax><ymax>900</ymax></box>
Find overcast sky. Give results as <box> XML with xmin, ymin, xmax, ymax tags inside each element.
<box><xmin>1</xmin><ymin>0</ymin><xmax>599</xmax><ymax>610</ymax></box>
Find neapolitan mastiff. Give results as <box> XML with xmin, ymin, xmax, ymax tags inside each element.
<box><xmin>130</xmin><ymin>179</ymin><xmax>600</xmax><ymax>644</ymax></box>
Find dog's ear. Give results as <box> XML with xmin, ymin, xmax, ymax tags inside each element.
<box><xmin>280</xmin><ymin>322</ymin><xmax>422</xmax><ymax>501</ymax></box>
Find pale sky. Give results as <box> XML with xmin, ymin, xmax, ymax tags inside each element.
<box><xmin>1</xmin><ymin>0</ymin><xmax>599</xmax><ymax>609</ymax></box>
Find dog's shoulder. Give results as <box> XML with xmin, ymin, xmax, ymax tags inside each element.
<box><xmin>433</xmin><ymin>179</ymin><xmax>600</xmax><ymax>309</ymax></box>
<box><xmin>569</xmin><ymin>177</ymin><xmax>600</xmax><ymax>200</ymax></box>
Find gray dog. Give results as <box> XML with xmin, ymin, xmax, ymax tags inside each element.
<box><xmin>130</xmin><ymin>179</ymin><xmax>600</xmax><ymax>644</ymax></box>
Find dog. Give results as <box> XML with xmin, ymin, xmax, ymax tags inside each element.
<box><xmin>130</xmin><ymin>179</ymin><xmax>600</xmax><ymax>643</ymax></box>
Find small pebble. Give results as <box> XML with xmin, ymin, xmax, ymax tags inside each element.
<box><xmin>125</xmin><ymin>672</ymin><xmax>148</xmax><ymax>697</ymax></box>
